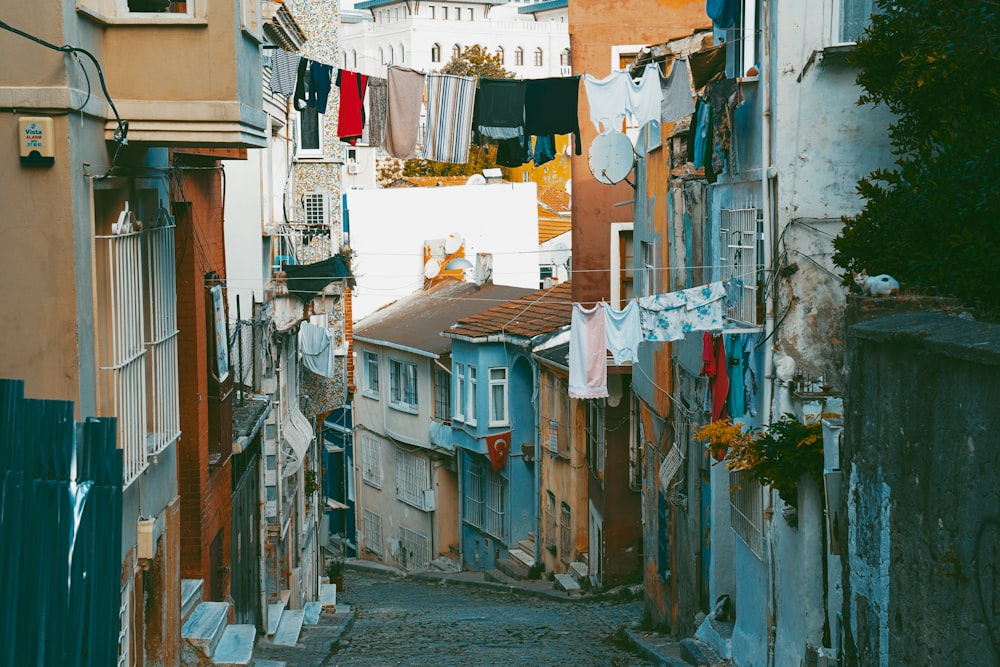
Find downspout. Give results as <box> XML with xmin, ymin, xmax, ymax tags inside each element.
<box><xmin>531</xmin><ymin>354</ymin><xmax>542</xmax><ymax>566</ymax></box>
<box><xmin>759</xmin><ymin>0</ymin><xmax>778</xmax><ymax>664</ymax></box>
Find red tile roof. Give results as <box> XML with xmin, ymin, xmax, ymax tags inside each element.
<box><xmin>443</xmin><ymin>280</ymin><xmax>573</xmax><ymax>342</ymax></box>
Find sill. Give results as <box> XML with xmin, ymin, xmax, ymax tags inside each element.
<box><xmin>389</xmin><ymin>402</ymin><xmax>419</xmax><ymax>415</ymax></box>
<box><xmin>362</xmin><ymin>391</ymin><xmax>380</xmax><ymax>400</ymax></box>
<box><xmin>363</xmin><ymin>479</ymin><xmax>382</xmax><ymax>490</ymax></box>
<box><xmin>77</xmin><ymin>5</ymin><xmax>207</xmax><ymax>26</ymax></box>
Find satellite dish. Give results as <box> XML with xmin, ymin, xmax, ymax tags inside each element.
<box><xmin>424</xmin><ymin>258</ymin><xmax>441</xmax><ymax>279</ymax></box>
<box><xmin>466</xmin><ymin>174</ymin><xmax>486</xmax><ymax>185</ymax></box>
<box><xmin>550</xmin><ymin>242</ymin><xmax>570</xmax><ymax>267</ymax></box>
<box><xmin>635</xmin><ymin>119</ymin><xmax>662</xmax><ymax>158</ymax></box>
<box><xmin>588</xmin><ymin>131</ymin><xmax>635</xmax><ymax>185</ymax></box>
<box><xmin>444</xmin><ymin>234</ymin><xmax>463</xmax><ymax>254</ymax></box>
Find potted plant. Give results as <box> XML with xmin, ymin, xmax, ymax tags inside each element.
<box><xmin>326</xmin><ymin>556</ymin><xmax>345</xmax><ymax>592</ymax></box>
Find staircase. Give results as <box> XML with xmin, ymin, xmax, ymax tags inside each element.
<box><xmin>180</xmin><ymin>580</ymin><xmax>255</xmax><ymax>667</ymax></box>
<box><xmin>264</xmin><ymin>580</ymin><xmax>339</xmax><ymax>647</ymax></box>
<box><xmin>495</xmin><ymin>534</ymin><xmax>537</xmax><ymax>580</ymax></box>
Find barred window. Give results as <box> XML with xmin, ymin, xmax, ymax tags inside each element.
<box><xmin>433</xmin><ymin>366</ymin><xmax>451</xmax><ymax>422</ymax></box>
<box><xmin>398</xmin><ymin>526</ymin><xmax>431</xmax><ymax>570</ymax></box>
<box><xmin>463</xmin><ymin>456</ymin><xmax>504</xmax><ymax>539</ymax></box>
<box><xmin>395</xmin><ymin>449</ymin><xmax>430</xmax><ymax>509</ymax></box>
<box><xmin>363</xmin><ymin>509</ymin><xmax>383</xmax><ymax>556</ymax></box>
<box><xmin>560</xmin><ymin>502</ymin><xmax>572</xmax><ymax>563</ymax></box>
<box><xmin>361</xmin><ymin>434</ymin><xmax>383</xmax><ymax>488</ymax></box>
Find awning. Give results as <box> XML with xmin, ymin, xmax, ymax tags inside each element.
<box><xmin>326</xmin><ymin>498</ymin><xmax>349</xmax><ymax>510</ymax></box>
<box><xmin>281</xmin><ymin>407</ymin><xmax>314</xmax><ymax>477</ymax></box>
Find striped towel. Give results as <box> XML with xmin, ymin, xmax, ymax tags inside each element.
<box><xmin>421</xmin><ymin>73</ymin><xmax>477</xmax><ymax>164</ymax></box>
<box><xmin>269</xmin><ymin>49</ymin><xmax>300</xmax><ymax>96</ymax></box>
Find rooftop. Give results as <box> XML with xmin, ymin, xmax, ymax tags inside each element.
<box><xmin>354</xmin><ymin>280</ymin><xmax>537</xmax><ymax>356</ymax></box>
<box><xmin>443</xmin><ymin>280</ymin><xmax>572</xmax><ymax>343</ymax></box>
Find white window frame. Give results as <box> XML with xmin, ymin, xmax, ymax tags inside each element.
<box><xmin>730</xmin><ymin>469</ymin><xmax>764</xmax><ymax>558</ymax></box>
<box><xmin>454</xmin><ymin>362</ymin><xmax>466</xmax><ymax>421</ymax></box>
<box><xmin>363</xmin><ymin>509</ymin><xmax>384</xmax><ymax>556</ymax></box>
<box><xmin>467</xmin><ymin>365</ymin><xmax>478</xmax><ymax>426</ymax></box>
<box><xmin>295</xmin><ymin>107</ymin><xmax>324</xmax><ymax>159</ymax></box>
<box><xmin>302</xmin><ymin>191</ymin><xmax>329</xmax><ymax>227</ymax></box>
<box><xmin>496</xmin><ymin>46</ymin><xmax>505</xmax><ymax>65</ymax></box>
<box><xmin>488</xmin><ymin>366</ymin><xmax>508</xmax><ymax>426</ymax></box>
<box><xmin>640</xmin><ymin>239</ymin><xmax>656</xmax><ymax>298</ymax></box>
<box><xmin>77</xmin><ymin>0</ymin><xmax>203</xmax><ymax>23</ymax></box>
<box><xmin>362</xmin><ymin>350</ymin><xmax>380</xmax><ymax>398</ymax></box>
<box><xmin>514</xmin><ymin>47</ymin><xmax>524</xmax><ymax>67</ymax></box>
<box><xmin>431</xmin><ymin>43</ymin><xmax>441</xmax><ymax>62</ymax></box>
<box><xmin>360</xmin><ymin>434</ymin><xmax>383</xmax><ymax>488</ymax></box>
<box><xmin>829</xmin><ymin>0</ymin><xmax>878</xmax><ymax>45</ymax></box>
<box><xmin>533</xmin><ymin>47</ymin><xmax>543</xmax><ymax>67</ymax></box>
<box><xmin>395</xmin><ymin>449</ymin><xmax>430</xmax><ymax>509</ymax></box>
<box><xmin>389</xmin><ymin>358</ymin><xmax>418</xmax><ymax>412</ymax></box>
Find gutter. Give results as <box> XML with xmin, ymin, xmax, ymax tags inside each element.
<box><xmin>354</xmin><ymin>335</ymin><xmax>439</xmax><ymax>359</ymax></box>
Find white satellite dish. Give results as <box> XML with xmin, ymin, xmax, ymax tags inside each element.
<box><xmin>588</xmin><ymin>131</ymin><xmax>635</xmax><ymax>185</ymax></box>
<box><xmin>550</xmin><ymin>242</ymin><xmax>570</xmax><ymax>267</ymax></box>
<box><xmin>466</xmin><ymin>174</ymin><xmax>486</xmax><ymax>185</ymax></box>
<box><xmin>635</xmin><ymin>119</ymin><xmax>662</xmax><ymax>158</ymax></box>
<box><xmin>444</xmin><ymin>234</ymin><xmax>463</xmax><ymax>254</ymax></box>
<box><xmin>424</xmin><ymin>258</ymin><xmax>442</xmax><ymax>279</ymax></box>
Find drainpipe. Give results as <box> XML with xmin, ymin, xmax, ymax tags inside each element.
<box><xmin>759</xmin><ymin>0</ymin><xmax>778</xmax><ymax>664</ymax></box>
<box><xmin>531</xmin><ymin>354</ymin><xmax>542</xmax><ymax>566</ymax></box>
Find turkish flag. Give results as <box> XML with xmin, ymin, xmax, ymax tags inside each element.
<box><xmin>485</xmin><ymin>431</ymin><xmax>511</xmax><ymax>473</ymax></box>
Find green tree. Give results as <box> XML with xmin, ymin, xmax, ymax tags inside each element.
<box><xmin>404</xmin><ymin>45</ymin><xmax>515</xmax><ymax>178</ymax></box>
<box><xmin>832</xmin><ymin>0</ymin><xmax>1000</xmax><ymax>312</ymax></box>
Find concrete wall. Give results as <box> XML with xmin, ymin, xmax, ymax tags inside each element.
<box><xmin>346</xmin><ymin>183</ymin><xmax>541</xmax><ymax>321</ymax></box>
<box><xmin>843</xmin><ymin>313</ymin><xmax>1000</xmax><ymax>665</ymax></box>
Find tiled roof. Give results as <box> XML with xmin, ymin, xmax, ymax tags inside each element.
<box><xmin>537</xmin><ymin>186</ymin><xmax>571</xmax><ymax>243</ymax></box>
<box><xmin>354</xmin><ymin>280</ymin><xmax>536</xmax><ymax>356</ymax></box>
<box><xmin>444</xmin><ymin>280</ymin><xmax>572</xmax><ymax>342</ymax></box>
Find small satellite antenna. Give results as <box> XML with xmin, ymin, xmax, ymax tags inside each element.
<box><xmin>550</xmin><ymin>242</ymin><xmax>570</xmax><ymax>267</ymax></box>
<box><xmin>466</xmin><ymin>174</ymin><xmax>486</xmax><ymax>185</ymax></box>
<box><xmin>588</xmin><ymin>131</ymin><xmax>635</xmax><ymax>186</ymax></box>
<box><xmin>635</xmin><ymin>119</ymin><xmax>662</xmax><ymax>158</ymax></box>
<box><xmin>444</xmin><ymin>234</ymin><xmax>463</xmax><ymax>254</ymax></box>
<box><xmin>424</xmin><ymin>258</ymin><xmax>442</xmax><ymax>280</ymax></box>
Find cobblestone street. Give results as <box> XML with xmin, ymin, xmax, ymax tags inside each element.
<box><xmin>327</xmin><ymin>570</ymin><xmax>651</xmax><ymax>667</ymax></box>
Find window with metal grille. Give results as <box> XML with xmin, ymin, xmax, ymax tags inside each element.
<box><xmin>363</xmin><ymin>509</ymin><xmax>383</xmax><ymax>556</ymax></box>
<box><xmin>463</xmin><ymin>456</ymin><xmax>504</xmax><ymax>539</ymax></box>
<box><xmin>389</xmin><ymin>359</ymin><xmax>418</xmax><ymax>411</ymax></box>
<box><xmin>488</xmin><ymin>367</ymin><xmax>508</xmax><ymax>426</ymax></box>
<box><xmin>433</xmin><ymin>366</ymin><xmax>451</xmax><ymax>422</ymax></box>
<box><xmin>730</xmin><ymin>469</ymin><xmax>764</xmax><ymax>558</ymax></box>
<box><xmin>545</xmin><ymin>491</ymin><xmax>557</xmax><ymax>549</ymax></box>
<box><xmin>144</xmin><ymin>210</ymin><xmax>180</xmax><ymax>457</ymax></box>
<box><xmin>303</xmin><ymin>191</ymin><xmax>328</xmax><ymax>227</ymax></box>
<box><xmin>398</xmin><ymin>526</ymin><xmax>431</xmax><ymax>570</ymax></box>
<box><xmin>362</xmin><ymin>350</ymin><xmax>379</xmax><ymax>397</ymax></box>
<box><xmin>586</xmin><ymin>400</ymin><xmax>605</xmax><ymax>481</ymax></box>
<box><xmin>464</xmin><ymin>456</ymin><xmax>483</xmax><ymax>528</ymax></box>
<box><xmin>720</xmin><ymin>207</ymin><xmax>761</xmax><ymax>327</ymax></box>
<box><xmin>395</xmin><ymin>449</ymin><xmax>430</xmax><ymax>509</ymax></box>
<box><xmin>559</xmin><ymin>502</ymin><xmax>572</xmax><ymax>563</ymax></box>
<box><xmin>361</xmin><ymin>434</ymin><xmax>383</xmax><ymax>488</ymax></box>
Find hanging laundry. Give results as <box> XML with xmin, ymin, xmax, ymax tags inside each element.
<box><xmin>638</xmin><ymin>282</ymin><xmax>726</xmax><ymax>342</ymax></box>
<box><xmin>495</xmin><ymin>136</ymin><xmax>529</xmax><ymax>168</ymax></box>
<box><xmin>293</xmin><ymin>58</ymin><xmax>309</xmax><ymax>110</ymax></box>
<box><xmin>524</xmin><ymin>76</ymin><xmax>582</xmax><ymax>155</ymax></box>
<box><xmin>727</xmin><ymin>333</ymin><xmax>745</xmax><ymax>417</ymax></box>
<box><xmin>689</xmin><ymin>44</ymin><xmax>727</xmax><ymax>89</ymax></box>
<box><xmin>700</xmin><ymin>333</ymin><xmax>729</xmax><ymax>423</ymax></box>
<box><xmin>308</xmin><ymin>62</ymin><xmax>334</xmax><ymax>114</ymax></box>
<box><xmin>422</xmin><ymin>73</ymin><xmax>477</xmax><ymax>164</ymax></box>
<box><xmin>298</xmin><ymin>322</ymin><xmax>339</xmax><ymax>379</ymax></box>
<box><xmin>723</xmin><ymin>277</ymin><xmax>743</xmax><ymax>310</ymax></box>
<box><xmin>583</xmin><ymin>66</ymin><xmax>663</xmax><ymax>134</ymax></box>
<box><xmin>366</xmin><ymin>76</ymin><xmax>388</xmax><ymax>148</ymax></box>
<box><xmin>569</xmin><ymin>303</ymin><xmax>609</xmax><ymax>399</ymax></box>
<box><xmin>382</xmin><ymin>65</ymin><xmax>426</xmax><ymax>159</ymax></box>
<box><xmin>706</xmin><ymin>0</ymin><xmax>738</xmax><ymax>29</ymax></box>
<box><xmin>743</xmin><ymin>335</ymin><xmax>758</xmax><ymax>417</ymax></box>
<box><xmin>690</xmin><ymin>98</ymin><xmax>716</xmax><ymax>183</ymax></box>
<box><xmin>705</xmin><ymin>78</ymin><xmax>739</xmax><ymax>178</ymax></box>
<box><xmin>660</xmin><ymin>58</ymin><xmax>695</xmax><ymax>124</ymax></box>
<box><xmin>476</xmin><ymin>78</ymin><xmax>525</xmax><ymax>140</ymax></box>
<box><xmin>336</xmin><ymin>69</ymin><xmax>368</xmax><ymax>145</ymax></box>
<box><xmin>531</xmin><ymin>135</ymin><xmax>556</xmax><ymax>166</ymax></box>
<box><xmin>269</xmin><ymin>49</ymin><xmax>301</xmax><ymax>96</ymax></box>
<box><xmin>604</xmin><ymin>300</ymin><xmax>643</xmax><ymax>365</ymax></box>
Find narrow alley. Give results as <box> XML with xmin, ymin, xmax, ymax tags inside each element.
<box><xmin>328</xmin><ymin>569</ymin><xmax>650</xmax><ymax>667</ymax></box>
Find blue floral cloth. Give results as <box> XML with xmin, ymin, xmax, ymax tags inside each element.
<box><xmin>638</xmin><ymin>282</ymin><xmax>726</xmax><ymax>342</ymax></box>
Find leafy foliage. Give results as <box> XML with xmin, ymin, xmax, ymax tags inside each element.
<box><xmin>832</xmin><ymin>0</ymin><xmax>1000</xmax><ymax>312</ymax></box>
<box><xmin>403</xmin><ymin>45</ymin><xmax>513</xmax><ymax>178</ymax></box>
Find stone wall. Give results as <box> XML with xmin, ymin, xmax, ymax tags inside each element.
<box><xmin>843</xmin><ymin>312</ymin><xmax>1000</xmax><ymax>665</ymax></box>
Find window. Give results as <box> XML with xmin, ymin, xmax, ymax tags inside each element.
<box><xmin>463</xmin><ymin>456</ymin><xmax>504</xmax><ymax>538</ymax></box>
<box><xmin>363</xmin><ymin>509</ymin><xmax>384</xmax><ymax>556</ymax></box>
<box><xmin>726</xmin><ymin>0</ymin><xmax>759</xmax><ymax>78</ymax></box>
<box><xmin>560</xmin><ymin>502</ymin><xmax>572</xmax><ymax>563</ymax></box>
<box><xmin>454</xmin><ymin>363</ymin><xmax>466</xmax><ymax>421</ymax></box>
<box><xmin>586</xmin><ymin>399</ymin><xmax>605</xmax><ymax>481</ymax></box>
<box><xmin>515</xmin><ymin>47</ymin><xmax>524</xmax><ymax>66</ymax></box>
<box><xmin>657</xmin><ymin>489</ymin><xmax>669</xmax><ymax>581</ymax></box>
<box><xmin>143</xmin><ymin>209</ymin><xmax>180</xmax><ymax>457</ymax></box>
<box><xmin>452</xmin><ymin>43</ymin><xmax>461</xmax><ymax>60</ymax></box>
<box><xmin>731</xmin><ymin>469</ymin><xmax>764</xmax><ymax>558</ymax></box>
<box><xmin>545</xmin><ymin>491</ymin><xmax>557</xmax><ymax>549</ymax></box>
<box><xmin>398</xmin><ymin>526</ymin><xmax>431</xmax><ymax>570</ymax></box>
<box><xmin>720</xmin><ymin>207</ymin><xmax>761</xmax><ymax>326</ymax></box>
<box><xmin>352</xmin><ymin>50</ymin><xmax>358</xmax><ymax>69</ymax></box>
<box><xmin>533</xmin><ymin>48</ymin><xmax>543</xmax><ymax>67</ymax></box>
<box><xmin>560</xmin><ymin>48</ymin><xmax>571</xmax><ymax>67</ymax></box>
<box><xmin>455</xmin><ymin>6</ymin><xmax>461</xmax><ymax>19</ymax></box>
<box><xmin>467</xmin><ymin>365</ymin><xmax>478</xmax><ymax>426</ymax></box>
<box><xmin>396</xmin><ymin>449</ymin><xmax>430</xmax><ymax>508</ymax></box>
<box><xmin>429</xmin><ymin>6</ymin><xmax>435</xmax><ymax>18</ymax></box>
<box><xmin>431</xmin><ymin>43</ymin><xmax>441</xmax><ymax>63</ymax></box>
<box><xmin>379</xmin><ymin>46</ymin><xmax>385</xmax><ymax>65</ymax></box>
<box><xmin>496</xmin><ymin>46</ymin><xmax>505</xmax><ymax>65</ymax></box>
<box><xmin>836</xmin><ymin>0</ymin><xmax>878</xmax><ymax>43</ymax></box>
<box><xmin>640</xmin><ymin>240</ymin><xmax>656</xmax><ymax>297</ymax></box>
<box><xmin>117</xmin><ymin>575</ymin><xmax>132</xmax><ymax>667</ymax></box>
<box><xmin>546</xmin><ymin>375</ymin><xmax>570</xmax><ymax>458</ymax></box>
<box><xmin>387</xmin><ymin>45</ymin><xmax>394</xmax><ymax>65</ymax></box>
<box><xmin>433</xmin><ymin>366</ymin><xmax>451</xmax><ymax>422</ymax></box>
<box><xmin>399</xmin><ymin>43</ymin><xmax>405</xmax><ymax>64</ymax></box>
<box><xmin>296</xmin><ymin>106</ymin><xmax>323</xmax><ymax>158</ymax></box>
<box><xmin>488</xmin><ymin>367</ymin><xmax>508</xmax><ymax>426</ymax></box>
<box><xmin>361</xmin><ymin>434</ymin><xmax>383</xmax><ymax>487</ymax></box>
<box><xmin>467</xmin><ymin>8</ymin><xmax>473</xmax><ymax>19</ymax></box>
<box><xmin>389</xmin><ymin>359</ymin><xmax>418</xmax><ymax>411</ymax></box>
<box><xmin>303</xmin><ymin>191</ymin><xmax>329</xmax><ymax>227</ymax></box>
<box><xmin>442</xmin><ymin>6</ymin><xmax>448</xmax><ymax>19</ymax></box>
<box><xmin>362</xmin><ymin>350</ymin><xmax>379</xmax><ymax>397</ymax></box>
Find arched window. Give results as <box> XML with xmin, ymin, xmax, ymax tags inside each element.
<box><xmin>560</xmin><ymin>48</ymin><xmax>571</xmax><ymax>67</ymax></box>
<box><xmin>514</xmin><ymin>47</ymin><xmax>524</xmax><ymax>67</ymax></box>
<box><xmin>495</xmin><ymin>46</ymin><xmax>505</xmax><ymax>65</ymax></box>
<box><xmin>452</xmin><ymin>43</ymin><xmax>461</xmax><ymax>60</ymax></box>
<box><xmin>399</xmin><ymin>43</ymin><xmax>405</xmax><ymax>64</ymax></box>
<box><xmin>431</xmin><ymin>43</ymin><xmax>441</xmax><ymax>63</ymax></box>
<box><xmin>534</xmin><ymin>47</ymin><xmax>543</xmax><ymax>67</ymax></box>
<box><xmin>378</xmin><ymin>46</ymin><xmax>384</xmax><ymax>65</ymax></box>
<box><xmin>387</xmin><ymin>45</ymin><xmax>394</xmax><ymax>65</ymax></box>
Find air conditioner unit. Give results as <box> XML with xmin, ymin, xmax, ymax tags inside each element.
<box><xmin>138</xmin><ymin>516</ymin><xmax>162</xmax><ymax>560</ymax></box>
<box><xmin>347</xmin><ymin>163</ymin><xmax>360</xmax><ymax>174</ymax></box>
<box><xmin>422</xmin><ymin>489</ymin><xmax>436</xmax><ymax>511</ymax></box>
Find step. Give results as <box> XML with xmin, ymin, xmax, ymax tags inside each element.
<box><xmin>181</xmin><ymin>601</ymin><xmax>229</xmax><ymax>659</ymax></box>
<box><xmin>509</xmin><ymin>547</ymin><xmax>535</xmax><ymax>569</ymax></box>
<box><xmin>496</xmin><ymin>557</ymin><xmax>528</xmax><ymax>580</ymax></box>
<box><xmin>680</xmin><ymin>637</ymin><xmax>726</xmax><ymax>667</ymax></box>
<box><xmin>430</xmin><ymin>554</ymin><xmax>461</xmax><ymax>573</ymax></box>
<box><xmin>569</xmin><ymin>561</ymin><xmax>589</xmax><ymax>584</ymax></box>
<box><xmin>554</xmin><ymin>573</ymin><xmax>582</xmax><ymax>594</ymax></box>
<box><xmin>272</xmin><ymin>609</ymin><xmax>305</xmax><ymax>647</ymax></box>
<box><xmin>319</xmin><ymin>582</ymin><xmax>337</xmax><ymax>609</ymax></box>
<box><xmin>211</xmin><ymin>624</ymin><xmax>256</xmax><ymax>667</ymax></box>
<box><xmin>303</xmin><ymin>601</ymin><xmax>323</xmax><ymax>625</ymax></box>
<box><xmin>254</xmin><ymin>661</ymin><xmax>287</xmax><ymax>667</ymax></box>
<box><xmin>266</xmin><ymin>600</ymin><xmax>285</xmax><ymax>637</ymax></box>
<box><xmin>180</xmin><ymin>579</ymin><xmax>203</xmax><ymax>624</ymax></box>
<box><xmin>485</xmin><ymin>568</ymin><xmax>516</xmax><ymax>585</ymax></box>
<box><xmin>518</xmin><ymin>538</ymin><xmax>536</xmax><ymax>555</ymax></box>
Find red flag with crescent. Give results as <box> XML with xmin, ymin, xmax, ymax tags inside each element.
<box><xmin>485</xmin><ymin>431</ymin><xmax>511</xmax><ymax>472</ymax></box>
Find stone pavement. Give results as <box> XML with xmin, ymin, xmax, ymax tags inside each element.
<box><xmin>252</xmin><ymin>605</ymin><xmax>355</xmax><ymax>667</ymax></box>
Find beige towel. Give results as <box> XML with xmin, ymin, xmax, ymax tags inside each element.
<box><xmin>382</xmin><ymin>66</ymin><xmax>425</xmax><ymax>159</ymax></box>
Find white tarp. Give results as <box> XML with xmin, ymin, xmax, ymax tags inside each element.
<box><xmin>282</xmin><ymin>407</ymin><xmax>314</xmax><ymax>477</ymax></box>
